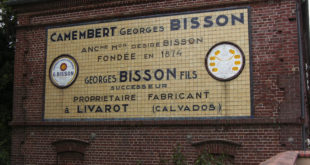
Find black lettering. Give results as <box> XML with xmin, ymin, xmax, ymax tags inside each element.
<box><xmin>87</xmin><ymin>29</ymin><xmax>94</xmax><ymax>38</ymax></box>
<box><xmin>133</xmin><ymin>70</ymin><xmax>141</xmax><ymax>81</ymax></box>
<box><xmin>210</xmin><ymin>104</ymin><xmax>215</xmax><ymax>111</ymax></box>
<box><xmin>170</xmin><ymin>19</ymin><xmax>181</xmax><ymax>31</ymax></box>
<box><xmin>96</xmin><ymin>106</ymin><xmax>103</xmax><ymax>112</ymax></box>
<box><xmin>143</xmin><ymin>70</ymin><xmax>151</xmax><ymax>81</ymax></box>
<box><xmin>232</xmin><ymin>13</ymin><xmax>244</xmax><ymax>25</ymax></box>
<box><xmin>51</xmin><ymin>33</ymin><xmax>56</xmax><ymax>42</ymax></box>
<box><xmin>110</xmin><ymin>27</ymin><xmax>117</xmax><ymax>36</ymax></box>
<box><xmin>72</xmin><ymin>31</ymin><xmax>77</xmax><ymax>40</ymax></box>
<box><xmin>120</xmin><ymin>28</ymin><xmax>126</xmax><ymax>35</ymax></box>
<box><xmin>154</xmin><ymin>69</ymin><xmax>164</xmax><ymax>80</ymax></box>
<box><xmin>193</xmin><ymin>105</ymin><xmax>199</xmax><ymax>111</ymax></box>
<box><xmin>114</xmin><ymin>105</ymin><xmax>121</xmax><ymax>112</ymax></box>
<box><xmin>183</xmin><ymin>18</ymin><xmax>187</xmax><ymax>30</ymax></box>
<box><xmin>184</xmin><ymin>105</ymin><xmax>190</xmax><ymax>111</ymax></box>
<box><xmin>57</xmin><ymin>34</ymin><xmax>63</xmax><ymax>41</ymax></box>
<box><xmin>167</xmin><ymin>68</ymin><xmax>176</xmax><ymax>80</ymax></box>
<box><xmin>103</xmin><ymin>28</ymin><xmax>109</xmax><ymax>37</ymax></box>
<box><xmin>122</xmin><ymin>104</ymin><xmax>128</xmax><ymax>112</ymax></box>
<box><xmin>88</xmin><ymin>105</ymin><xmax>95</xmax><ymax>112</ymax></box>
<box><xmin>65</xmin><ymin>107</ymin><xmax>69</xmax><ymax>113</ymax></box>
<box><xmin>191</xmin><ymin>17</ymin><xmax>200</xmax><ymax>29</ymax></box>
<box><xmin>159</xmin><ymin>26</ymin><xmax>164</xmax><ymax>32</ymax></box>
<box><xmin>95</xmin><ymin>28</ymin><xmax>101</xmax><ymax>38</ymax></box>
<box><xmin>216</xmin><ymin>15</ymin><xmax>228</xmax><ymax>26</ymax></box>
<box><xmin>77</xmin><ymin>106</ymin><xmax>83</xmax><ymax>113</ymax></box>
<box><xmin>119</xmin><ymin>71</ymin><xmax>127</xmax><ymax>82</ymax></box>
<box><xmin>140</xmin><ymin>28</ymin><xmax>145</xmax><ymax>33</ymax></box>
<box><xmin>201</xmin><ymin>105</ymin><xmax>208</xmax><ymax>111</ymax></box>
<box><xmin>193</xmin><ymin>71</ymin><xmax>197</xmax><ymax>79</ymax></box>
<box><xmin>204</xmin><ymin>16</ymin><xmax>213</xmax><ymax>28</ymax></box>
<box><xmin>105</xmin><ymin>105</ymin><xmax>111</xmax><ymax>112</ymax></box>
<box><xmin>146</xmin><ymin>27</ymin><xmax>151</xmax><ymax>33</ymax></box>
<box><xmin>79</xmin><ymin>31</ymin><xmax>86</xmax><ymax>39</ymax></box>
<box><xmin>64</xmin><ymin>32</ymin><xmax>71</xmax><ymax>41</ymax></box>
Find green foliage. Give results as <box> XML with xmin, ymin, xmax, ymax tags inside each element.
<box><xmin>159</xmin><ymin>153</ymin><xmax>169</xmax><ymax>165</ymax></box>
<box><xmin>159</xmin><ymin>158</ymin><xmax>169</xmax><ymax>165</ymax></box>
<box><xmin>194</xmin><ymin>150</ymin><xmax>233</xmax><ymax>165</ymax></box>
<box><xmin>136</xmin><ymin>160</ymin><xmax>143</xmax><ymax>165</ymax></box>
<box><xmin>194</xmin><ymin>150</ymin><xmax>210</xmax><ymax>165</ymax></box>
<box><xmin>172</xmin><ymin>144</ymin><xmax>186</xmax><ymax>165</ymax></box>
<box><xmin>0</xmin><ymin>0</ymin><xmax>16</xmax><ymax>164</ymax></box>
<box><xmin>136</xmin><ymin>146</ymin><xmax>234</xmax><ymax>164</ymax></box>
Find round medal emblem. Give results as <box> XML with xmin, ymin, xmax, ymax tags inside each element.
<box><xmin>49</xmin><ymin>55</ymin><xmax>79</xmax><ymax>88</ymax></box>
<box><xmin>205</xmin><ymin>42</ymin><xmax>245</xmax><ymax>81</ymax></box>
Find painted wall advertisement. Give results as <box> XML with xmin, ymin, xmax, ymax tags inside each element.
<box><xmin>44</xmin><ymin>7</ymin><xmax>252</xmax><ymax>120</ymax></box>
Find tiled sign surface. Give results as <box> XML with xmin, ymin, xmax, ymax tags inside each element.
<box><xmin>44</xmin><ymin>7</ymin><xmax>251</xmax><ymax>120</ymax></box>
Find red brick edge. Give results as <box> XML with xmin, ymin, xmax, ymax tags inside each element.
<box><xmin>52</xmin><ymin>138</ymin><xmax>89</xmax><ymax>155</ymax></box>
<box><xmin>192</xmin><ymin>139</ymin><xmax>242</xmax><ymax>157</ymax></box>
<box><xmin>9</xmin><ymin>118</ymin><xmax>303</xmax><ymax>127</ymax></box>
<box><xmin>260</xmin><ymin>151</ymin><xmax>310</xmax><ymax>165</ymax></box>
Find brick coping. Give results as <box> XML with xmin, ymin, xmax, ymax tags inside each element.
<box><xmin>9</xmin><ymin>117</ymin><xmax>304</xmax><ymax>127</ymax></box>
<box><xmin>260</xmin><ymin>151</ymin><xmax>310</xmax><ymax>165</ymax></box>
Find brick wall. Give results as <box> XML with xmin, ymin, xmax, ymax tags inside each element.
<box><xmin>12</xmin><ymin>125</ymin><xmax>303</xmax><ymax>164</ymax></box>
<box><xmin>10</xmin><ymin>0</ymin><xmax>308</xmax><ymax>164</ymax></box>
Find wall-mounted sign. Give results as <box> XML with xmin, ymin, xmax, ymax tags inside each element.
<box><xmin>44</xmin><ymin>7</ymin><xmax>252</xmax><ymax>120</ymax></box>
<box><xmin>205</xmin><ymin>42</ymin><xmax>245</xmax><ymax>81</ymax></box>
<box><xmin>49</xmin><ymin>55</ymin><xmax>79</xmax><ymax>88</ymax></box>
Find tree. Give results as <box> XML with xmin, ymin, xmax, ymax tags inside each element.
<box><xmin>0</xmin><ymin>0</ymin><xmax>16</xmax><ymax>164</ymax></box>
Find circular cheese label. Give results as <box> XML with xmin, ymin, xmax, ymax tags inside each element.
<box><xmin>49</xmin><ymin>55</ymin><xmax>79</xmax><ymax>88</ymax></box>
<box><xmin>205</xmin><ymin>42</ymin><xmax>245</xmax><ymax>81</ymax></box>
